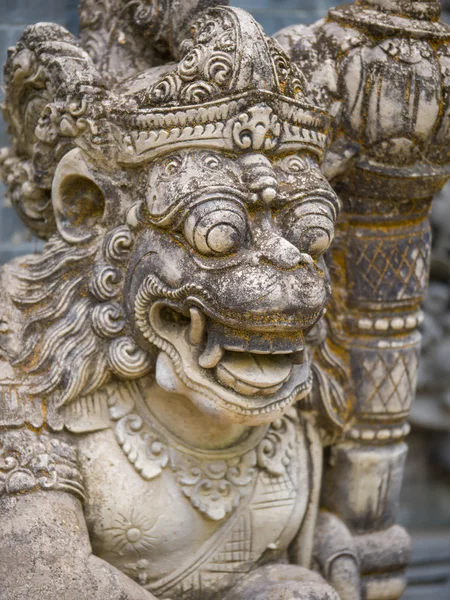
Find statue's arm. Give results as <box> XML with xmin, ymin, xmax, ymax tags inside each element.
<box><xmin>0</xmin><ymin>426</ymin><xmax>157</xmax><ymax>600</ymax></box>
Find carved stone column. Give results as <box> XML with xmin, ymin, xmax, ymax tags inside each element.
<box><xmin>322</xmin><ymin>176</ymin><xmax>432</xmax><ymax>599</ymax></box>
<box><xmin>277</xmin><ymin>1</ymin><xmax>450</xmax><ymax>597</ymax></box>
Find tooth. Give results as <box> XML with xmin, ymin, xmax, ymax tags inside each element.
<box><xmin>272</xmin><ymin>335</ymin><xmax>304</xmax><ymax>354</ymax></box>
<box><xmin>188</xmin><ymin>307</ymin><xmax>206</xmax><ymax>345</ymax></box>
<box><xmin>223</xmin><ymin>337</ymin><xmax>248</xmax><ymax>352</ymax></box>
<box><xmin>199</xmin><ymin>338</ymin><xmax>224</xmax><ymax>369</ymax></box>
<box><xmin>247</xmin><ymin>336</ymin><xmax>271</xmax><ymax>354</ymax></box>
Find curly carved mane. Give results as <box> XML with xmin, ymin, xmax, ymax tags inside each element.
<box><xmin>10</xmin><ymin>228</ymin><xmax>154</xmax><ymax>409</ymax></box>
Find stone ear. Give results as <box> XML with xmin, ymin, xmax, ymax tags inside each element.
<box><xmin>52</xmin><ymin>148</ymin><xmax>106</xmax><ymax>244</ymax></box>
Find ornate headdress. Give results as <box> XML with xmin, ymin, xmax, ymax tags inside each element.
<box><xmin>0</xmin><ymin>3</ymin><xmax>330</xmax><ymax>239</ymax></box>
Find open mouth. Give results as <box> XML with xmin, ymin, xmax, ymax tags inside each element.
<box><xmin>147</xmin><ymin>303</ymin><xmax>310</xmax><ymax>414</ymax></box>
<box><xmin>188</xmin><ymin>309</ymin><xmax>306</xmax><ymax>396</ymax></box>
<box><xmin>133</xmin><ymin>273</ymin><xmax>313</xmax><ymax>417</ymax></box>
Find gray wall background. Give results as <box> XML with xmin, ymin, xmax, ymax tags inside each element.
<box><xmin>0</xmin><ymin>1</ymin><xmax>449</xmax><ymax>597</ymax></box>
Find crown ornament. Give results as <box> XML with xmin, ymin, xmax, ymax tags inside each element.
<box><xmin>108</xmin><ymin>6</ymin><xmax>330</xmax><ymax>163</ymax></box>
<box><xmin>0</xmin><ymin>5</ymin><xmax>331</xmax><ymax>240</ymax></box>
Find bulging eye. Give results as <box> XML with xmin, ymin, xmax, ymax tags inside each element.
<box><xmin>284</xmin><ymin>201</ymin><xmax>334</xmax><ymax>258</ymax></box>
<box><xmin>183</xmin><ymin>200</ymin><xmax>247</xmax><ymax>256</ymax></box>
<box><xmin>203</xmin><ymin>154</ymin><xmax>221</xmax><ymax>169</ymax></box>
<box><xmin>164</xmin><ymin>155</ymin><xmax>183</xmax><ymax>176</ymax></box>
<box><xmin>299</xmin><ymin>227</ymin><xmax>331</xmax><ymax>256</ymax></box>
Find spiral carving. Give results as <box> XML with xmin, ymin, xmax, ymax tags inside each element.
<box><xmin>181</xmin><ymin>81</ymin><xmax>219</xmax><ymax>105</ymax></box>
<box><xmin>196</xmin><ymin>18</ymin><xmax>220</xmax><ymax>45</ymax></box>
<box><xmin>232</xmin><ymin>106</ymin><xmax>281</xmax><ymax>152</ymax></box>
<box><xmin>91</xmin><ymin>302</ymin><xmax>126</xmax><ymax>338</ymax></box>
<box><xmin>204</xmin><ymin>52</ymin><xmax>233</xmax><ymax>85</ymax></box>
<box><xmin>89</xmin><ymin>265</ymin><xmax>123</xmax><ymax>302</ymax></box>
<box><xmin>273</xmin><ymin>52</ymin><xmax>290</xmax><ymax>83</ymax></box>
<box><xmin>103</xmin><ymin>226</ymin><xmax>134</xmax><ymax>264</ymax></box>
<box><xmin>133</xmin><ymin>3</ymin><xmax>155</xmax><ymax>27</ymax></box>
<box><xmin>179</xmin><ymin>48</ymin><xmax>203</xmax><ymax>81</ymax></box>
<box><xmin>215</xmin><ymin>30</ymin><xmax>236</xmax><ymax>53</ymax></box>
<box><xmin>290</xmin><ymin>78</ymin><xmax>305</xmax><ymax>101</ymax></box>
<box><xmin>108</xmin><ymin>336</ymin><xmax>152</xmax><ymax>379</ymax></box>
<box><xmin>151</xmin><ymin>73</ymin><xmax>182</xmax><ymax>103</ymax></box>
<box><xmin>256</xmin><ymin>416</ymin><xmax>294</xmax><ymax>477</ymax></box>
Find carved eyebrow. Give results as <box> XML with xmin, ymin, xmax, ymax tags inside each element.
<box><xmin>274</xmin><ymin>187</ymin><xmax>339</xmax><ymax>212</ymax></box>
<box><xmin>146</xmin><ymin>187</ymin><xmax>249</xmax><ymax>227</ymax></box>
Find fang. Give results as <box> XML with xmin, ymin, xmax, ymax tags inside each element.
<box><xmin>188</xmin><ymin>307</ymin><xmax>206</xmax><ymax>345</ymax></box>
<box><xmin>199</xmin><ymin>339</ymin><xmax>225</xmax><ymax>369</ymax></box>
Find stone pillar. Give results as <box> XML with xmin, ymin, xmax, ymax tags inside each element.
<box><xmin>278</xmin><ymin>1</ymin><xmax>450</xmax><ymax>597</ymax></box>
<box><xmin>322</xmin><ymin>176</ymin><xmax>435</xmax><ymax>598</ymax></box>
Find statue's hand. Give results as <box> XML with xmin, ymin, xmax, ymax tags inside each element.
<box><xmin>313</xmin><ymin>512</ymin><xmax>411</xmax><ymax>600</ymax></box>
<box><xmin>223</xmin><ymin>564</ymin><xmax>340</xmax><ymax>600</ymax></box>
<box><xmin>354</xmin><ymin>525</ymin><xmax>411</xmax><ymax>600</ymax></box>
<box><xmin>313</xmin><ymin>511</ymin><xmax>360</xmax><ymax>600</ymax></box>
<box><xmin>0</xmin><ymin>491</ymin><xmax>157</xmax><ymax>600</ymax></box>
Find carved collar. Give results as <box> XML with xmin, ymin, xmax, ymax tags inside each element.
<box><xmin>106</xmin><ymin>379</ymin><xmax>299</xmax><ymax>521</ymax></box>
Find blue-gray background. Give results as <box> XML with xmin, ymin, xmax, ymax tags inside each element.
<box><xmin>0</xmin><ymin>2</ymin><xmax>449</xmax><ymax>597</ymax></box>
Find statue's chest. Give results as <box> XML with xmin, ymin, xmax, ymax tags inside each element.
<box><xmin>76</xmin><ymin>399</ymin><xmax>314</xmax><ymax>599</ymax></box>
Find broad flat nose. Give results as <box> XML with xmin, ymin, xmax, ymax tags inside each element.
<box><xmin>256</xmin><ymin>231</ymin><xmax>313</xmax><ymax>269</ymax></box>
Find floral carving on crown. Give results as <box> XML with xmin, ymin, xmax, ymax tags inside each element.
<box><xmin>232</xmin><ymin>106</ymin><xmax>282</xmax><ymax>152</ymax></box>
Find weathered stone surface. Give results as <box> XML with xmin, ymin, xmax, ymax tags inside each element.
<box><xmin>0</xmin><ymin>1</ymin><xmax>448</xmax><ymax>599</ymax></box>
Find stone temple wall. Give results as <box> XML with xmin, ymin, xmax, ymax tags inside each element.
<box><xmin>0</xmin><ymin>1</ymin><xmax>449</xmax><ymax>598</ymax></box>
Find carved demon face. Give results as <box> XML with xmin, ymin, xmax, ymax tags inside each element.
<box><xmin>125</xmin><ymin>149</ymin><xmax>338</xmax><ymax>424</ymax></box>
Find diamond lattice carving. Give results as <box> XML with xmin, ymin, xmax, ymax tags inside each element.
<box><xmin>351</xmin><ymin>229</ymin><xmax>431</xmax><ymax>302</ymax></box>
<box><xmin>355</xmin><ymin>346</ymin><xmax>420</xmax><ymax>416</ymax></box>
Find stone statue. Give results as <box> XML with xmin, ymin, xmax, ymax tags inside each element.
<box><xmin>0</xmin><ymin>1</ymin><xmax>448</xmax><ymax>599</ymax></box>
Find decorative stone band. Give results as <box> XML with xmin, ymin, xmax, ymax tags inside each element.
<box><xmin>117</xmin><ymin>92</ymin><xmax>329</xmax><ymax>165</ymax></box>
<box><xmin>345</xmin><ymin>221</ymin><xmax>431</xmax><ymax>310</ymax></box>
<box><xmin>329</xmin><ymin>2</ymin><xmax>450</xmax><ymax>39</ymax></box>
<box><xmin>349</xmin><ymin>333</ymin><xmax>421</xmax><ymax>422</ymax></box>
<box><xmin>346</xmin><ymin>422</ymin><xmax>411</xmax><ymax>444</ymax></box>
<box><xmin>350</xmin><ymin>311</ymin><xmax>424</xmax><ymax>334</ymax></box>
<box><xmin>0</xmin><ymin>428</ymin><xmax>85</xmax><ymax>502</ymax></box>
<box><xmin>340</xmin><ymin>162</ymin><xmax>450</xmax><ymax>201</ymax></box>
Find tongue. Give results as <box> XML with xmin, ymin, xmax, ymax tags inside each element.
<box><xmin>218</xmin><ymin>352</ymin><xmax>292</xmax><ymax>388</ymax></box>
